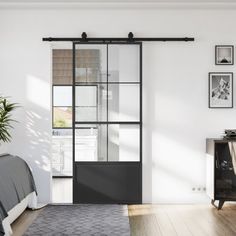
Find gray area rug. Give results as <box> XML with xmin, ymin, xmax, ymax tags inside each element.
<box><xmin>23</xmin><ymin>204</ymin><xmax>130</xmax><ymax>236</ymax></box>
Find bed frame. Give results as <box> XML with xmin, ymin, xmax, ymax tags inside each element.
<box><xmin>2</xmin><ymin>192</ymin><xmax>38</xmax><ymax>236</ymax></box>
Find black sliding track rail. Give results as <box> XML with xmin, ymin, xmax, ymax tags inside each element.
<box><xmin>42</xmin><ymin>32</ymin><xmax>194</xmax><ymax>43</ymax></box>
<box><xmin>43</xmin><ymin>37</ymin><xmax>194</xmax><ymax>42</ymax></box>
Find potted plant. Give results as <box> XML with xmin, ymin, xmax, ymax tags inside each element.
<box><xmin>0</xmin><ymin>96</ymin><xmax>18</xmax><ymax>143</ymax></box>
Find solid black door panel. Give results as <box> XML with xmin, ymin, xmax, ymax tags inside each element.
<box><xmin>73</xmin><ymin>162</ymin><xmax>142</xmax><ymax>204</ymax></box>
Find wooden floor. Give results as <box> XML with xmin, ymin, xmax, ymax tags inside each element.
<box><xmin>12</xmin><ymin>204</ymin><xmax>236</xmax><ymax>236</ymax></box>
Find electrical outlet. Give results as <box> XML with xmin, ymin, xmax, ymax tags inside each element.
<box><xmin>192</xmin><ymin>187</ymin><xmax>206</xmax><ymax>193</ymax></box>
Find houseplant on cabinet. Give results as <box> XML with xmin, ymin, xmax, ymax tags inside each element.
<box><xmin>0</xmin><ymin>96</ymin><xmax>18</xmax><ymax>143</ymax></box>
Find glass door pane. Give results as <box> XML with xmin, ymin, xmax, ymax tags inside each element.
<box><xmin>75</xmin><ymin>84</ymin><xmax>107</xmax><ymax>122</ymax></box>
<box><xmin>108</xmin><ymin>84</ymin><xmax>140</xmax><ymax>122</ymax></box>
<box><xmin>108</xmin><ymin>125</ymin><xmax>140</xmax><ymax>162</ymax></box>
<box><xmin>75</xmin><ymin>45</ymin><xmax>107</xmax><ymax>83</ymax></box>
<box><xmin>108</xmin><ymin>44</ymin><xmax>140</xmax><ymax>82</ymax></box>
<box><xmin>75</xmin><ymin>125</ymin><xmax>107</xmax><ymax>162</ymax></box>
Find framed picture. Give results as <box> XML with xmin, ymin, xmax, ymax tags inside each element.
<box><xmin>215</xmin><ymin>45</ymin><xmax>234</xmax><ymax>65</ymax></box>
<box><xmin>209</xmin><ymin>72</ymin><xmax>233</xmax><ymax>108</ymax></box>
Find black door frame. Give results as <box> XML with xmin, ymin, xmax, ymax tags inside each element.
<box><xmin>72</xmin><ymin>42</ymin><xmax>142</xmax><ymax>203</ymax></box>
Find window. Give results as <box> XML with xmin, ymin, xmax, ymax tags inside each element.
<box><xmin>52</xmin><ymin>49</ymin><xmax>73</xmax><ymax>176</ymax></box>
<box><xmin>53</xmin><ymin>86</ymin><xmax>72</xmax><ymax>128</ymax></box>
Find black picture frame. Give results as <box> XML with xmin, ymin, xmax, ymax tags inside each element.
<box><xmin>215</xmin><ymin>45</ymin><xmax>234</xmax><ymax>65</ymax></box>
<box><xmin>209</xmin><ymin>72</ymin><xmax>233</xmax><ymax>108</ymax></box>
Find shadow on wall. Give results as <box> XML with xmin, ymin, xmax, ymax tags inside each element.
<box><xmin>142</xmin><ymin>44</ymin><xmax>211</xmax><ymax>203</ymax></box>
<box><xmin>6</xmin><ymin>75</ymin><xmax>52</xmax><ymax>203</ymax></box>
<box><xmin>26</xmin><ymin>109</ymin><xmax>51</xmax><ymax>203</ymax></box>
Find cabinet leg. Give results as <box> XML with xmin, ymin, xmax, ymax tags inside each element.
<box><xmin>218</xmin><ymin>200</ymin><xmax>225</xmax><ymax>210</ymax></box>
<box><xmin>211</xmin><ymin>199</ymin><xmax>215</xmax><ymax>206</ymax></box>
<box><xmin>211</xmin><ymin>199</ymin><xmax>225</xmax><ymax>210</ymax></box>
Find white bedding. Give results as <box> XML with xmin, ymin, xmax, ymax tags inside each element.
<box><xmin>2</xmin><ymin>192</ymin><xmax>37</xmax><ymax>236</ymax></box>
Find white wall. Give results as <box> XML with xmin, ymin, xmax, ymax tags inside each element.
<box><xmin>1</xmin><ymin>7</ymin><xmax>236</xmax><ymax>203</ymax></box>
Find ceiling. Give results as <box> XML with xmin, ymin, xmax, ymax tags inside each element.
<box><xmin>0</xmin><ymin>0</ymin><xmax>235</xmax><ymax>9</ymax></box>
<box><xmin>0</xmin><ymin>0</ymin><xmax>235</xmax><ymax>2</ymax></box>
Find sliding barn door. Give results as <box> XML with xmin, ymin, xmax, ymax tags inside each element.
<box><xmin>72</xmin><ymin>43</ymin><xmax>142</xmax><ymax>204</ymax></box>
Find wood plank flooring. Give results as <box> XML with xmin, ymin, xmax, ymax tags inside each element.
<box><xmin>11</xmin><ymin>208</ymin><xmax>43</xmax><ymax>236</ymax></box>
<box><xmin>11</xmin><ymin>204</ymin><xmax>236</xmax><ymax>236</ymax></box>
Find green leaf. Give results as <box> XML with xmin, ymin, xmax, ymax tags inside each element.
<box><xmin>0</xmin><ymin>96</ymin><xmax>18</xmax><ymax>144</ymax></box>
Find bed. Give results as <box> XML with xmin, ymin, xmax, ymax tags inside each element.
<box><xmin>0</xmin><ymin>154</ymin><xmax>38</xmax><ymax>236</ymax></box>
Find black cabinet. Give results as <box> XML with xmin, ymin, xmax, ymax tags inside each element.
<box><xmin>206</xmin><ymin>139</ymin><xmax>236</xmax><ymax>209</ymax></box>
